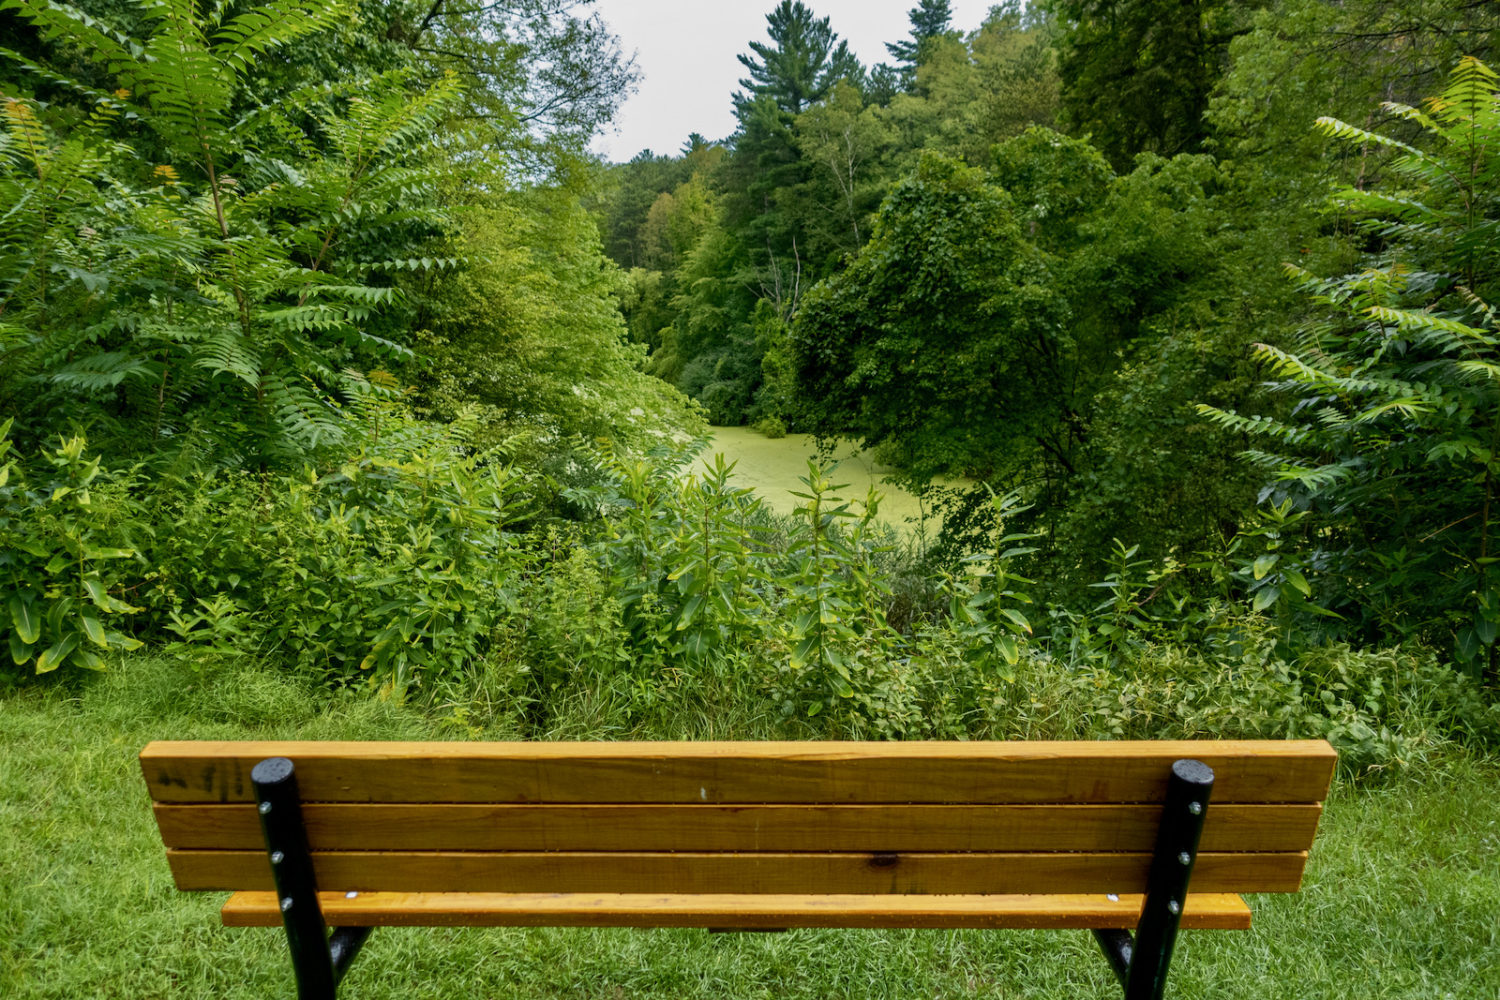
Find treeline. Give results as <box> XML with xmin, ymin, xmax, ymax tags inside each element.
<box><xmin>594</xmin><ymin>0</ymin><xmax>1500</xmax><ymax>669</ymax></box>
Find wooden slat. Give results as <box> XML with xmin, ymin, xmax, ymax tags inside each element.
<box><xmin>140</xmin><ymin>741</ymin><xmax>1338</xmax><ymax>805</ymax></box>
<box><xmin>221</xmin><ymin>891</ymin><xmax>1254</xmax><ymax>930</ymax></box>
<box><xmin>168</xmin><ymin>849</ymin><xmax>1308</xmax><ymax>895</ymax></box>
<box><xmin>154</xmin><ymin>802</ymin><xmax>1325</xmax><ymax>853</ymax></box>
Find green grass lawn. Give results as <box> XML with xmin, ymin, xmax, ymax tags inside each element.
<box><xmin>3</xmin><ymin>659</ymin><xmax>1497</xmax><ymax>1000</ymax></box>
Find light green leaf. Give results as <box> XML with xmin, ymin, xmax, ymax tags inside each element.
<box><xmin>1285</xmin><ymin>570</ymin><xmax>1312</xmax><ymax>597</ymax></box>
<box><xmin>1252</xmin><ymin>588</ymin><xmax>1280</xmax><ymax>613</ymax></box>
<box><xmin>1253</xmin><ymin>555</ymin><xmax>1279</xmax><ymax>580</ymax></box>
<box><xmin>999</xmin><ymin>607</ymin><xmax>1032</xmax><ymax>634</ymax></box>
<box><xmin>82</xmin><ymin>577</ymin><xmax>107</xmax><ymax>606</ymax></box>
<box><xmin>996</xmin><ymin>634</ymin><xmax>1019</xmax><ymax>666</ymax></box>
<box><xmin>9</xmin><ymin>596</ymin><xmax>40</xmax><ymax>645</ymax></box>
<box><xmin>82</xmin><ymin>546</ymin><xmax>135</xmax><ymax>560</ymax></box>
<box><xmin>35</xmin><ymin>634</ymin><xmax>79</xmax><ymax>674</ymax></box>
<box><xmin>80</xmin><ymin>613</ymin><xmax>106</xmax><ymax>648</ymax></box>
<box><xmin>106</xmin><ymin>631</ymin><xmax>143</xmax><ymax>652</ymax></box>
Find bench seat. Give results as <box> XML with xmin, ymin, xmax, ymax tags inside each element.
<box><xmin>221</xmin><ymin>890</ymin><xmax>1254</xmax><ymax>929</ymax></box>
<box><xmin>142</xmin><ymin>739</ymin><xmax>1335</xmax><ymax>999</ymax></box>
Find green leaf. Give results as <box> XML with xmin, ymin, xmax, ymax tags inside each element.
<box><xmin>82</xmin><ymin>577</ymin><xmax>107</xmax><ymax>606</ymax></box>
<box><xmin>999</xmin><ymin>607</ymin><xmax>1032</xmax><ymax>634</ymax></box>
<box><xmin>1285</xmin><ymin>570</ymin><xmax>1312</xmax><ymax>597</ymax></box>
<box><xmin>1456</xmin><ymin>628</ymin><xmax>1482</xmax><ymax>663</ymax></box>
<box><xmin>106</xmin><ymin>631</ymin><xmax>143</xmax><ymax>652</ymax></box>
<box><xmin>1252</xmin><ymin>587</ymin><xmax>1280</xmax><ymax>613</ymax></box>
<box><xmin>791</xmin><ymin>634</ymin><xmax>817</xmax><ymax>670</ymax></box>
<box><xmin>1253</xmin><ymin>554</ymin><xmax>1279</xmax><ymax>580</ymax></box>
<box><xmin>80</xmin><ymin>613</ymin><xmax>106</xmax><ymax>648</ymax></box>
<box><xmin>9</xmin><ymin>596</ymin><xmax>40</xmax><ymax>645</ymax></box>
<box><xmin>675</xmin><ymin>594</ymin><xmax>704</xmax><ymax>631</ymax></box>
<box><xmin>35</xmin><ymin>634</ymin><xmax>79</xmax><ymax>674</ymax></box>
<box><xmin>82</xmin><ymin>546</ymin><xmax>135</xmax><ymax>560</ymax></box>
<box><xmin>8</xmin><ymin>631</ymin><xmax>30</xmax><ymax>666</ymax></box>
<box><xmin>995</xmin><ymin>635</ymin><xmax>1019</xmax><ymax>665</ymax></box>
<box><xmin>1477</xmin><ymin>616</ymin><xmax>1498</xmax><ymax>648</ymax></box>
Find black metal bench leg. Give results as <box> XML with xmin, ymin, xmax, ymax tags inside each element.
<box><xmin>253</xmin><ymin>758</ymin><xmax>373</xmax><ymax>1000</ymax></box>
<box><xmin>1091</xmin><ymin>758</ymin><xmax>1215</xmax><ymax>1000</ymax></box>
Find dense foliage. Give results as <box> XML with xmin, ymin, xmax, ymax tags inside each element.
<box><xmin>1204</xmin><ymin>58</ymin><xmax>1500</xmax><ymax>682</ymax></box>
<box><xmin>1</xmin><ymin>0</ymin><xmax>1497</xmax><ymax>763</ymax></box>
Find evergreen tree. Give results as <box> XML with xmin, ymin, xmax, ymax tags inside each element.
<box><xmin>734</xmin><ymin>1</ymin><xmax>862</xmax><ymax>117</ymax></box>
<box><xmin>886</xmin><ymin>0</ymin><xmax>954</xmax><ymax>68</ymax></box>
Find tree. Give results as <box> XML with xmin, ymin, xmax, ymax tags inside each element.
<box><xmin>1201</xmin><ymin>58</ymin><xmax>1500</xmax><ymax>679</ymax></box>
<box><xmin>881</xmin><ymin>4</ymin><xmax>1060</xmax><ymax>163</ymax></box>
<box><xmin>734</xmin><ymin>1</ymin><xmax>861</xmax><ymax>117</ymax></box>
<box><xmin>415</xmin><ymin>184</ymin><xmax>703</xmax><ymax>459</ymax></box>
<box><xmin>794</xmin><ymin>81</ymin><xmax>890</xmax><ymax>251</ymax></box>
<box><xmin>0</xmin><ymin>0</ymin><xmax>460</xmax><ymax>464</ymax></box>
<box><xmin>1047</xmin><ymin>0</ymin><xmax>1268</xmax><ymax>167</ymax></box>
<box><xmin>885</xmin><ymin>0</ymin><xmax>954</xmax><ymax>90</ymax></box>
<box><xmin>791</xmin><ymin>152</ymin><xmax>1071</xmax><ymax>483</ymax></box>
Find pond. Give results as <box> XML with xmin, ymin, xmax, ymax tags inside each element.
<box><xmin>697</xmin><ymin>426</ymin><xmax>952</xmax><ymax>534</ymax></box>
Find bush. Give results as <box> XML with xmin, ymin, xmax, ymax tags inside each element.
<box><xmin>0</xmin><ymin>423</ymin><xmax>145</xmax><ymax>679</ymax></box>
<box><xmin>139</xmin><ymin>394</ymin><xmax>531</xmax><ymax>699</ymax></box>
<box><xmin>752</xmin><ymin>416</ymin><xmax>788</xmax><ymax>439</ymax></box>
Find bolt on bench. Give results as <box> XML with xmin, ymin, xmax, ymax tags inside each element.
<box><xmin>141</xmin><ymin>740</ymin><xmax>1336</xmax><ymax>1000</ymax></box>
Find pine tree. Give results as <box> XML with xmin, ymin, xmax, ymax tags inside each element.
<box><xmin>885</xmin><ymin>0</ymin><xmax>954</xmax><ymax>68</ymax></box>
<box><xmin>734</xmin><ymin>1</ymin><xmax>862</xmax><ymax>117</ymax></box>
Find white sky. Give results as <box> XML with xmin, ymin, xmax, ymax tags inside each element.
<box><xmin>589</xmin><ymin>1</ymin><xmax>1000</xmax><ymax>162</ymax></box>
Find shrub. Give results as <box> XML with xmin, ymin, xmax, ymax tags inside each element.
<box><xmin>0</xmin><ymin>423</ymin><xmax>145</xmax><ymax>679</ymax></box>
<box><xmin>752</xmin><ymin>416</ymin><xmax>788</xmax><ymax>439</ymax></box>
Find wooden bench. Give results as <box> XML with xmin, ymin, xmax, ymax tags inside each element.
<box><xmin>141</xmin><ymin>740</ymin><xmax>1336</xmax><ymax>1000</ymax></box>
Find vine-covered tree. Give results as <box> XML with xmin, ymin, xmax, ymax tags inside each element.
<box><xmin>791</xmin><ymin>152</ymin><xmax>1071</xmax><ymax>483</ymax></box>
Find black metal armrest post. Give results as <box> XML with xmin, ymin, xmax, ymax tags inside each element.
<box><xmin>253</xmin><ymin>757</ymin><xmax>372</xmax><ymax>1000</ymax></box>
<box><xmin>1091</xmin><ymin>758</ymin><xmax>1215</xmax><ymax>1000</ymax></box>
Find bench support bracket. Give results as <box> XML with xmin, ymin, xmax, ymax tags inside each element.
<box><xmin>1090</xmin><ymin>758</ymin><xmax>1215</xmax><ymax>1000</ymax></box>
<box><xmin>253</xmin><ymin>757</ymin><xmax>373</xmax><ymax>1000</ymax></box>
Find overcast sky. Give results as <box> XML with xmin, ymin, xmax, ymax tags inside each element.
<box><xmin>589</xmin><ymin>1</ymin><xmax>1000</xmax><ymax>162</ymax></box>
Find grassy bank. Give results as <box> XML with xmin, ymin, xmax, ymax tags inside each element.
<box><xmin>2</xmin><ymin>659</ymin><xmax>1497</xmax><ymax>1000</ymax></box>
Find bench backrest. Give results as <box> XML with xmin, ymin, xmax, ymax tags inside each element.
<box><xmin>142</xmin><ymin>740</ymin><xmax>1336</xmax><ymax>897</ymax></box>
